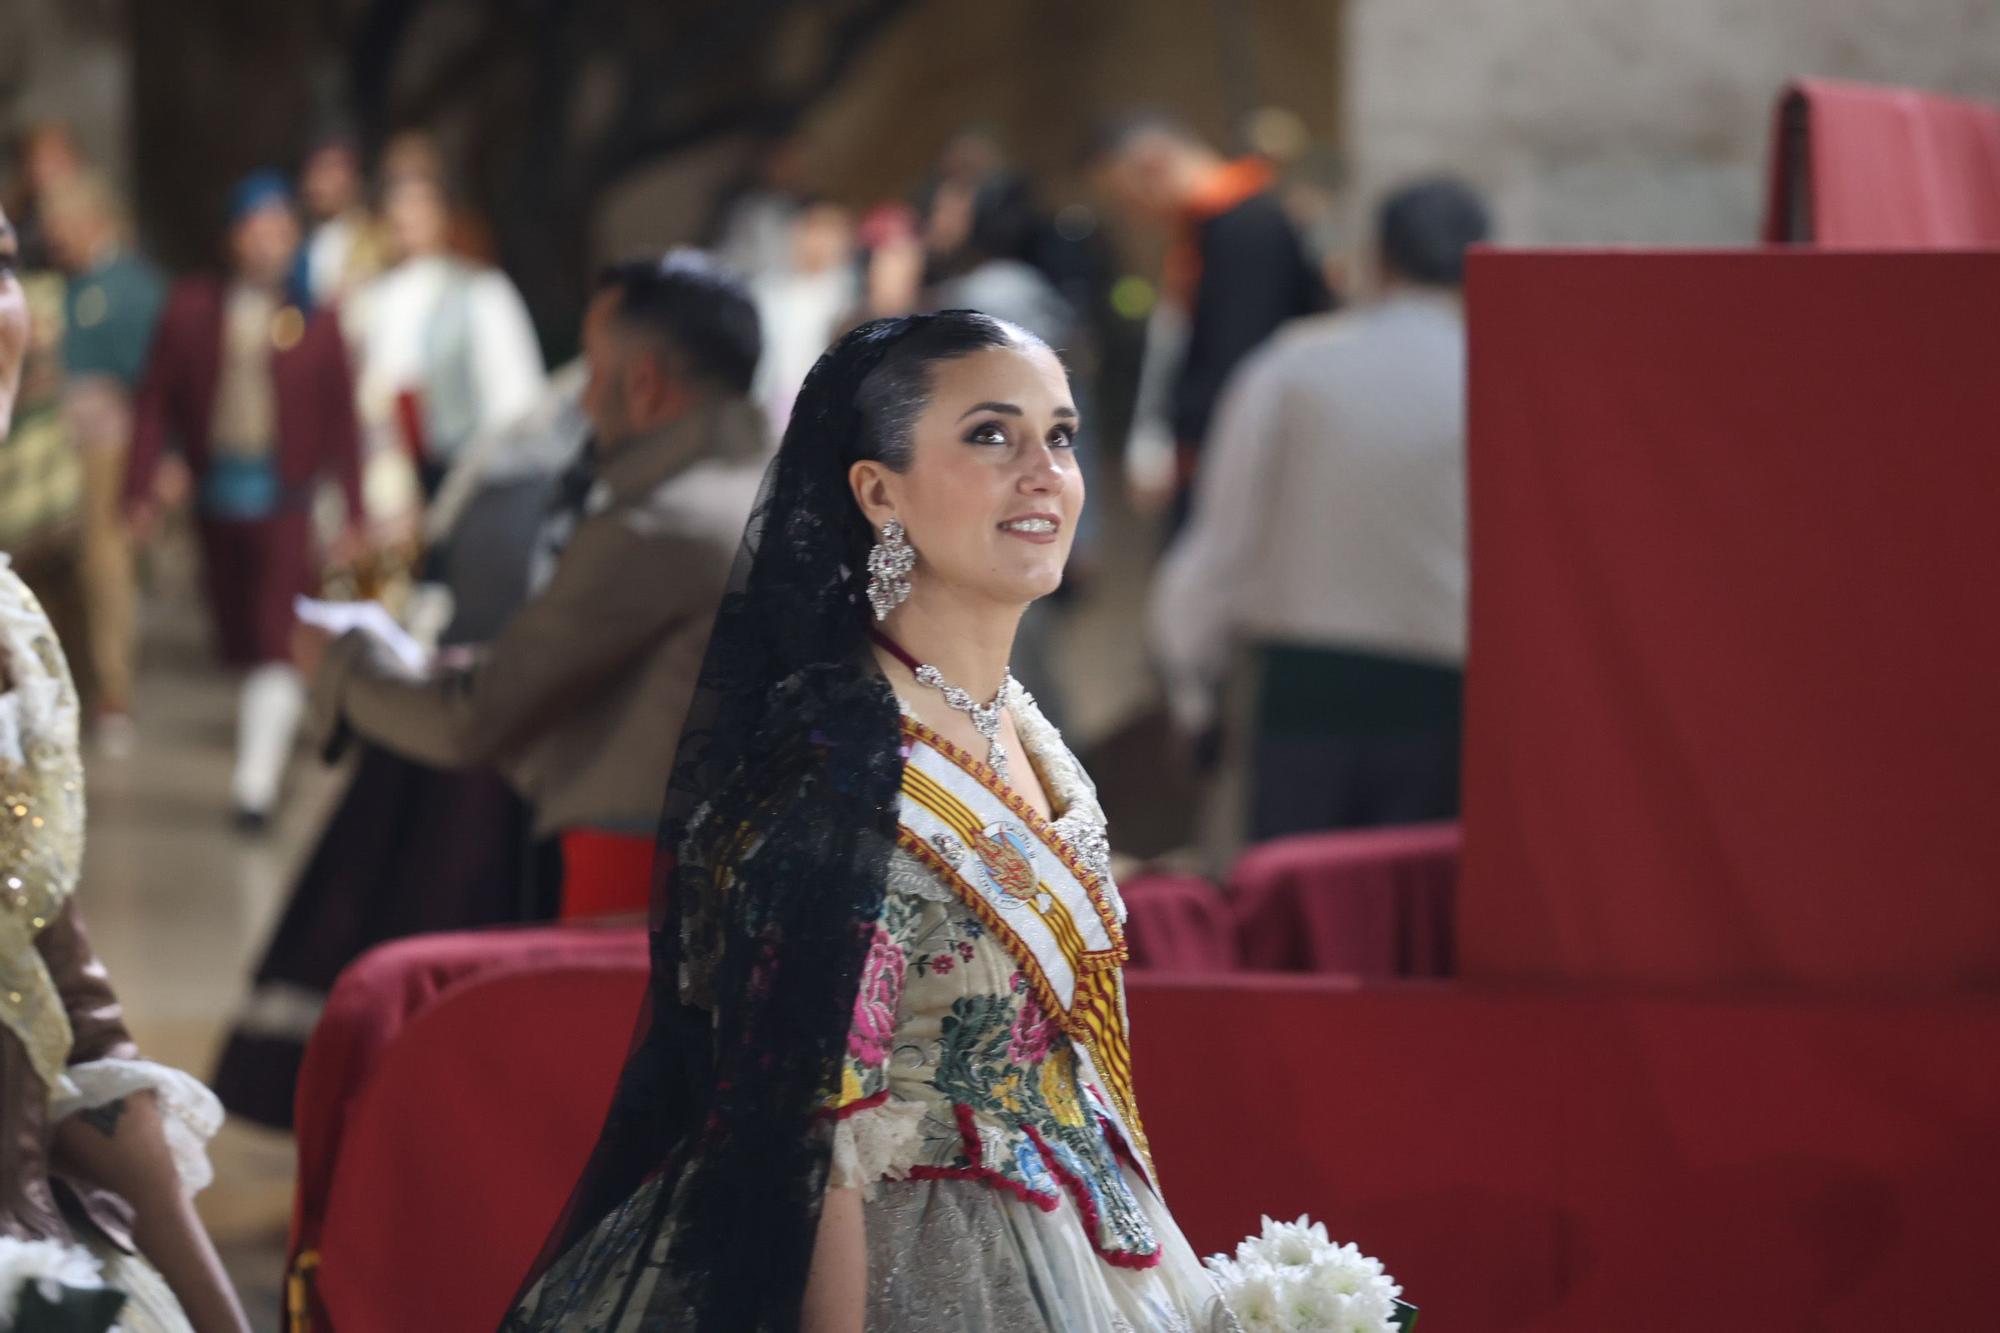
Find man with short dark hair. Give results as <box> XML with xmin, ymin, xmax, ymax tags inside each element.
<box><xmin>1151</xmin><ymin>177</ymin><xmax>1490</xmax><ymax>839</ymax></box>
<box><xmin>1089</xmin><ymin>112</ymin><xmax>1330</xmax><ymax>525</ymax></box>
<box><xmin>295</xmin><ymin>250</ymin><xmax>769</xmax><ymax>917</ymax></box>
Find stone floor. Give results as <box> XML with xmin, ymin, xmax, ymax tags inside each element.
<box><xmin>70</xmin><ymin>500</ymin><xmax>1164</xmax><ymax>1332</ymax></box>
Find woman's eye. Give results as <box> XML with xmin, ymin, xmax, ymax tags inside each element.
<box><xmin>1050</xmin><ymin>426</ymin><xmax>1078</xmax><ymax>450</ymax></box>
<box><xmin>966</xmin><ymin>421</ymin><xmax>1008</xmax><ymax>446</ymax></box>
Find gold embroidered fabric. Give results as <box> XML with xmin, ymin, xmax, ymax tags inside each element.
<box><xmin>0</xmin><ymin>562</ymin><xmax>85</xmax><ymax>1094</ymax></box>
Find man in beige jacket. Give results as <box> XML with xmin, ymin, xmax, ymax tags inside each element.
<box><xmin>294</xmin><ymin>251</ymin><xmax>767</xmax><ymax>916</ymax></box>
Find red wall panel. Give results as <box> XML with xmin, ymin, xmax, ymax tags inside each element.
<box><xmin>1462</xmin><ymin>251</ymin><xmax>2000</xmax><ymax>989</ymax></box>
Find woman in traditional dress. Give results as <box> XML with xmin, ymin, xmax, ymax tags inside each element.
<box><xmin>0</xmin><ymin>200</ymin><xmax>246</xmax><ymax>1333</ymax></box>
<box><xmin>508</xmin><ymin>312</ymin><xmax>1232</xmax><ymax>1331</ymax></box>
<box><xmin>0</xmin><ymin>558</ymin><xmax>247</xmax><ymax>1333</ymax></box>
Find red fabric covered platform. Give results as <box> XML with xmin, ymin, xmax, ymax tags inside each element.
<box><xmin>1129</xmin><ymin>977</ymin><xmax>2000</xmax><ymax>1332</ymax></box>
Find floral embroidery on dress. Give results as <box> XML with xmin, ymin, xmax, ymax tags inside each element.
<box><xmin>1007</xmin><ymin>985</ymin><xmax>1057</xmax><ymax>1065</ymax></box>
<box><xmin>848</xmin><ymin>925</ymin><xmax>904</xmax><ymax>1068</ymax></box>
<box><xmin>820</xmin><ymin>690</ymin><xmax>1161</xmax><ymax>1265</ymax></box>
<box><xmin>825</xmin><ymin>847</ymin><xmax>1161</xmax><ymax>1265</ymax></box>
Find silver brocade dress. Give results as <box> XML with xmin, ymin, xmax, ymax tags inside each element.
<box><xmin>523</xmin><ymin>686</ymin><xmax>1233</xmax><ymax>1332</ymax></box>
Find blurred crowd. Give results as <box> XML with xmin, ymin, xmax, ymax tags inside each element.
<box><xmin>2</xmin><ymin>108</ymin><xmax>1486</xmax><ymax>1131</ymax></box>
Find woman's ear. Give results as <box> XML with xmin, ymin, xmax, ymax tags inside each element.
<box><xmin>848</xmin><ymin>459</ymin><xmax>897</xmax><ymax>530</ymax></box>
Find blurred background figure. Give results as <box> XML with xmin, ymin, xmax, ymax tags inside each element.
<box><xmin>749</xmin><ymin>197</ymin><xmax>859</xmax><ymax>426</ymax></box>
<box><xmin>40</xmin><ymin>169</ymin><xmax>165</xmax><ymax>753</ymax></box>
<box><xmin>296</xmin><ymin>130</ymin><xmax>383</xmax><ymax>310</ymax></box>
<box><xmin>127</xmin><ymin>172</ymin><xmax>363</xmax><ymax>831</ymax></box>
<box><xmin>0</xmin><ymin>207</ymin><xmax>95</xmax><ymax>703</ymax></box>
<box><xmin>349</xmin><ymin>164</ymin><xmax>545</xmax><ymax>528</ymax></box>
<box><xmin>0</xmin><ymin>204</ymin><xmax>26</xmax><ymax>431</ymax></box>
<box><xmin>923</xmin><ymin>170</ymin><xmax>1073</xmax><ymax>348</ymax></box>
<box><xmin>1152</xmin><ymin>177</ymin><xmax>1490</xmax><ymax>840</ymax></box>
<box><xmin>6</xmin><ymin>120</ymin><xmax>87</xmax><ymax>271</ymax></box>
<box><xmin>705</xmin><ymin>131</ymin><xmax>813</xmax><ymax>280</ymax></box>
<box><xmin>295</xmin><ymin>252</ymin><xmax>766</xmax><ymax>922</ymax></box>
<box><xmin>856</xmin><ymin>198</ymin><xmax>926</xmax><ymax>321</ymax></box>
<box><xmin>375</xmin><ymin>129</ymin><xmax>499</xmax><ymax>264</ymax></box>
<box><xmin>1088</xmin><ymin>110</ymin><xmax>1330</xmax><ymax>531</ymax></box>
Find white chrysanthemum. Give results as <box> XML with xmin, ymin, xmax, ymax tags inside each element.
<box><xmin>1245</xmin><ymin>1213</ymin><xmax>1333</xmax><ymax>1269</ymax></box>
<box><xmin>1229</xmin><ymin>1270</ymin><xmax>1289</xmax><ymax>1332</ymax></box>
<box><xmin>1282</xmin><ymin>1274</ymin><xmax>1350</xmax><ymax>1328</ymax></box>
<box><xmin>1210</xmin><ymin>1215</ymin><xmax>1404</xmax><ymax>1333</ymax></box>
<box><xmin>1312</xmin><ymin>1244</ymin><xmax>1400</xmax><ymax>1304</ymax></box>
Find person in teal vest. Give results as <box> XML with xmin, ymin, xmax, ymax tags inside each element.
<box><xmin>39</xmin><ymin>171</ymin><xmax>165</xmax><ymax>745</ymax></box>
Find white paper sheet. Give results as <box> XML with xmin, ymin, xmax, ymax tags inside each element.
<box><xmin>293</xmin><ymin>596</ymin><xmax>429</xmax><ymax>676</ymax></box>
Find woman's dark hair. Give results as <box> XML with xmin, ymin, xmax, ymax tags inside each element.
<box><xmin>1378</xmin><ymin>176</ymin><xmax>1491</xmax><ymax>287</ymax></box>
<box><xmin>597</xmin><ymin>248</ymin><xmax>762</xmax><ymax>394</ymax></box>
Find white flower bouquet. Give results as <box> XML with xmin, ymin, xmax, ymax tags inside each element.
<box><xmin>1205</xmin><ymin>1215</ymin><xmax>1417</xmax><ymax>1332</ymax></box>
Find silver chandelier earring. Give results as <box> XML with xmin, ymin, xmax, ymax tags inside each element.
<box><xmin>866</xmin><ymin>517</ymin><xmax>917</xmax><ymax>621</ymax></box>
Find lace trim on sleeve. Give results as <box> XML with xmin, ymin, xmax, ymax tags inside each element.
<box><xmin>827</xmin><ymin>1097</ymin><xmax>928</xmax><ymax>1200</ymax></box>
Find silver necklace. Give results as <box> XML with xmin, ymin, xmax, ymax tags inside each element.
<box><xmin>913</xmin><ymin>663</ymin><xmax>1014</xmax><ymax>781</ymax></box>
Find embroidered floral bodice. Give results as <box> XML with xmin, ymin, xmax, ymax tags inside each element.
<box><xmin>825</xmin><ymin>684</ymin><xmax>1162</xmax><ymax>1268</ymax></box>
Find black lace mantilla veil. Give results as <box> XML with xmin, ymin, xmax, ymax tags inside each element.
<box><xmin>507</xmin><ymin>314</ymin><xmax>975</xmax><ymax>1331</ymax></box>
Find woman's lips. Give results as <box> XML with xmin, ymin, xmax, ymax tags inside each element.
<box><xmin>998</xmin><ymin>514</ymin><xmax>1062</xmax><ymax>544</ymax></box>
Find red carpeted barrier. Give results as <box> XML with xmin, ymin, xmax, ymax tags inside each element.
<box><xmin>296</xmin><ymin>953</ymin><xmax>2000</xmax><ymax>1332</ymax></box>
<box><xmin>1128</xmin><ymin>976</ymin><xmax>2000</xmax><ymax>1332</ymax></box>
<box><xmin>288</xmin><ymin>926</ymin><xmax>647</xmax><ymax>1331</ymax></box>
<box><xmin>1229</xmin><ymin>824</ymin><xmax>1458</xmax><ymax>977</ymax></box>
<box><xmin>313</xmin><ymin>961</ymin><xmax>648</xmax><ymax>1332</ymax></box>
<box><xmin>1462</xmin><ymin>250</ymin><xmax>2000</xmax><ymax>991</ymax></box>
<box><xmin>1120</xmin><ymin>873</ymin><xmax>1242</xmax><ymax>973</ymax></box>
<box><xmin>1765</xmin><ymin>78</ymin><xmax>2000</xmax><ymax>246</ymax></box>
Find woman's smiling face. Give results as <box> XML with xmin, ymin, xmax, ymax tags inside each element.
<box><xmin>851</xmin><ymin>341</ymin><xmax>1085</xmax><ymax>612</ymax></box>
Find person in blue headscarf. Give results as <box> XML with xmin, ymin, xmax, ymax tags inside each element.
<box><xmin>126</xmin><ymin>171</ymin><xmax>366</xmax><ymax>830</ymax></box>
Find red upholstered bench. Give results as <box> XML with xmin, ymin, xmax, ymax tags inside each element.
<box><xmin>288</xmin><ymin>925</ymin><xmax>648</xmax><ymax>1331</ymax></box>
<box><xmin>1228</xmin><ymin>822</ymin><xmax>1458</xmax><ymax>977</ymax></box>
<box><xmin>1120</xmin><ymin>873</ymin><xmax>1241</xmax><ymax>974</ymax></box>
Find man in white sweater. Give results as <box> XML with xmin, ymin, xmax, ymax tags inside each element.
<box><xmin>1150</xmin><ymin>178</ymin><xmax>1490</xmax><ymax>839</ymax></box>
